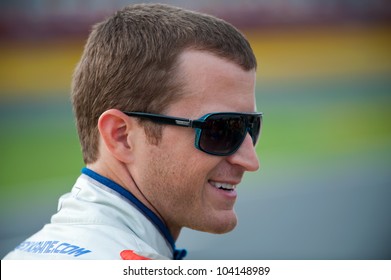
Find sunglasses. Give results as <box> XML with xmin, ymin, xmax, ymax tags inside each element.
<box><xmin>123</xmin><ymin>111</ymin><xmax>263</xmax><ymax>156</ymax></box>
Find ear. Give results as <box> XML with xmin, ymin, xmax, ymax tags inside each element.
<box><xmin>97</xmin><ymin>109</ymin><xmax>137</xmax><ymax>163</ymax></box>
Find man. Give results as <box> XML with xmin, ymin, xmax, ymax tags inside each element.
<box><xmin>4</xmin><ymin>3</ymin><xmax>262</xmax><ymax>260</ymax></box>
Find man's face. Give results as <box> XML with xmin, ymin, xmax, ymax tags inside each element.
<box><xmin>132</xmin><ymin>50</ymin><xmax>259</xmax><ymax>238</ymax></box>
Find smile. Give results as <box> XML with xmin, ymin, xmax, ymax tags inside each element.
<box><xmin>209</xmin><ymin>180</ymin><xmax>237</xmax><ymax>191</ymax></box>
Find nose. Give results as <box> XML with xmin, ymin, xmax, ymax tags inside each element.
<box><xmin>226</xmin><ymin>133</ymin><xmax>260</xmax><ymax>171</ymax></box>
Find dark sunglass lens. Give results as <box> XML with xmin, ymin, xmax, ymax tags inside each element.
<box><xmin>199</xmin><ymin>115</ymin><xmax>246</xmax><ymax>155</ymax></box>
<box><xmin>249</xmin><ymin>116</ymin><xmax>262</xmax><ymax>145</ymax></box>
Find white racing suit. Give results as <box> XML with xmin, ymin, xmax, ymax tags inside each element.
<box><xmin>3</xmin><ymin>168</ymin><xmax>186</xmax><ymax>260</ymax></box>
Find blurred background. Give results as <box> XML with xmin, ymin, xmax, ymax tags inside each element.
<box><xmin>1</xmin><ymin>0</ymin><xmax>390</xmax><ymax>259</ymax></box>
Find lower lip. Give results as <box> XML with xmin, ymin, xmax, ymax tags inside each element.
<box><xmin>208</xmin><ymin>182</ymin><xmax>237</xmax><ymax>199</ymax></box>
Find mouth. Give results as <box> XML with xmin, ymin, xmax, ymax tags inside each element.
<box><xmin>209</xmin><ymin>180</ymin><xmax>237</xmax><ymax>192</ymax></box>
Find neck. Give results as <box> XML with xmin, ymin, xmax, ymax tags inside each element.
<box><xmin>87</xmin><ymin>160</ymin><xmax>180</xmax><ymax>239</ymax></box>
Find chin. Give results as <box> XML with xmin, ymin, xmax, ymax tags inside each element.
<box><xmin>205</xmin><ymin>211</ymin><xmax>238</xmax><ymax>234</ymax></box>
<box><xmin>186</xmin><ymin>210</ymin><xmax>238</xmax><ymax>234</ymax></box>
<box><xmin>214</xmin><ymin>219</ymin><xmax>237</xmax><ymax>234</ymax></box>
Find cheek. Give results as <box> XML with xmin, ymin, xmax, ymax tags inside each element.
<box><xmin>143</xmin><ymin>146</ymin><xmax>218</xmax><ymax>206</ymax></box>
<box><xmin>149</xmin><ymin>149</ymin><xmax>212</xmax><ymax>192</ymax></box>
<box><xmin>155</xmin><ymin>128</ymin><xmax>219</xmax><ymax>186</ymax></box>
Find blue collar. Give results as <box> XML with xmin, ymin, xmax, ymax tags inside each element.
<box><xmin>81</xmin><ymin>167</ymin><xmax>186</xmax><ymax>260</ymax></box>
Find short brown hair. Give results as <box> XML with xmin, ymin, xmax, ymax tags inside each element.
<box><xmin>71</xmin><ymin>3</ymin><xmax>257</xmax><ymax>164</ymax></box>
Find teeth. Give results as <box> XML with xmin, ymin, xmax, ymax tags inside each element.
<box><xmin>210</xmin><ymin>181</ymin><xmax>236</xmax><ymax>190</ymax></box>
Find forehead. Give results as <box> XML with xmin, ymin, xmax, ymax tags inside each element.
<box><xmin>169</xmin><ymin>50</ymin><xmax>257</xmax><ymax>117</ymax></box>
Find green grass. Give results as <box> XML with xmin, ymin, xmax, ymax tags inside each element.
<box><xmin>258</xmin><ymin>100</ymin><xmax>391</xmax><ymax>159</ymax></box>
<box><xmin>0</xmin><ymin>122</ymin><xmax>83</xmax><ymax>196</ymax></box>
<box><xmin>1</xmin><ymin>127</ymin><xmax>80</xmax><ymax>182</ymax></box>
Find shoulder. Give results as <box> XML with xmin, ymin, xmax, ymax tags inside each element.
<box><xmin>3</xmin><ymin>223</ymin><xmax>167</xmax><ymax>260</ymax></box>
